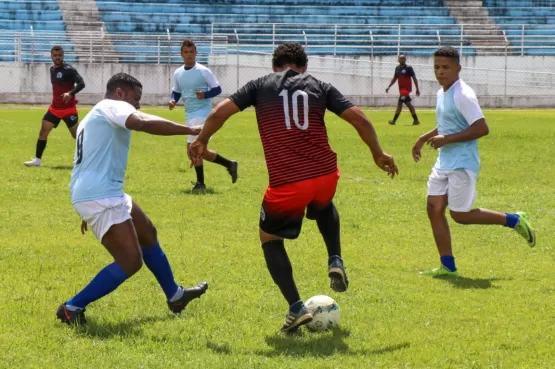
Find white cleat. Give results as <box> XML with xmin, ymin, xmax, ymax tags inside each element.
<box><xmin>24</xmin><ymin>157</ymin><xmax>41</xmax><ymax>167</ymax></box>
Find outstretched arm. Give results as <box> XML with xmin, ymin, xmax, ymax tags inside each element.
<box><xmin>196</xmin><ymin>98</ymin><xmax>240</xmax><ymax>143</ymax></box>
<box><xmin>340</xmin><ymin>106</ymin><xmax>398</xmax><ymax>177</ymax></box>
<box><xmin>125</xmin><ymin>111</ymin><xmax>200</xmax><ymax>136</ymax></box>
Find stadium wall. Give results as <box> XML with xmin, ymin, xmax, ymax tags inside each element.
<box><xmin>0</xmin><ymin>55</ymin><xmax>553</xmax><ymax>108</ymax></box>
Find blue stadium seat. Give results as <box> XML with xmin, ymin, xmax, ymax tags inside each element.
<box><xmin>0</xmin><ymin>1</ymin><xmax>76</xmax><ymax>62</ymax></box>
<box><xmin>484</xmin><ymin>1</ymin><xmax>555</xmax><ymax>55</ymax></box>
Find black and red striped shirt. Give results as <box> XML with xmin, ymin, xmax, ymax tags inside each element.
<box><xmin>229</xmin><ymin>69</ymin><xmax>353</xmax><ymax>188</ymax></box>
<box><xmin>394</xmin><ymin>64</ymin><xmax>415</xmax><ymax>96</ymax></box>
<box><xmin>49</xmin><ymin>63</ymin><xmax>85</xmax><ymax>110</ymax></box>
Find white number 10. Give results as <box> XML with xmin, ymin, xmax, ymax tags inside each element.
<box><xmin>279</xmin><ymin>89</ymin><xmax>309</xmax><ymax>130</ymax></box>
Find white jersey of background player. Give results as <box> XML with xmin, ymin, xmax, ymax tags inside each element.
<box><xmin>169</xmin><ymin>39</ymin><xmax>238</xmax><ymax>194</ymax></box>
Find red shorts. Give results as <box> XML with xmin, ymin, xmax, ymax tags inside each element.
<box><xmin>45</xmin><ymin>106</ymin><xmax>79</xmax><ymax>128</ymax></box>
<box><xmin>260</xmin><ymin>169</ymin><xmax>340</xmax><ymax>239</ymax></box>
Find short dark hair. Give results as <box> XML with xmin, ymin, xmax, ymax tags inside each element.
<box><xmin>181</xmin><ymin>39</ymin><xmax>196</xmax><ymax>51</ymax></box>
<box><xmin>51</xmin><ymin>45</ymin><xmax>63</xmax><ymax>53</ymax></box>
<box><xmin>434</xmin><ymin>46</ymin><xmax>460</xmax><ymax>63</ymax></box>
<box><xmin>272</xmin><ymin>43</ymin><xmax>308</xmax><ymax>68</ymax></box>
<box><xmin>106</xmin><ymin>73</ymin><xmax>143</xmax><ymax>94</ymax></box>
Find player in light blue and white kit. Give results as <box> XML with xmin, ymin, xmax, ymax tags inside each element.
<box><xmin>169</xmin><ymin>39</ymin><xmax>238</xmax><ymax>194</ymax></box>
<box><xmin>412</xmin><ymin>47</ymin><xmax>535</xmax><ymax>277</ymax></box>
<box><xmin>57</xmin><ymin>73</ymin><xmax>208</xmax><ymax>326</ymax></box>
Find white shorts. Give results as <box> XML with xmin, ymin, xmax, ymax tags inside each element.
<box><xmin>73</xmin><ymin>193</ymin><xmax>133</xmax><ymax>241</ymax></box>
<box><xmin>427</xmin><ymin>168</ymin><xmax>478</xmax><ymax>212</ymax></box>
<box><xmin>187</xmin><ymin>117</ymin><xmax>205</xmax><ymax>144</ymax></box>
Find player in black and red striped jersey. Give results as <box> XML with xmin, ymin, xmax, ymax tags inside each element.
<box><xmin>385</xmin><ymin>55</ymin><xmax>420</xmax><ymax>126</ymax></box>
<box><xmin>189</xmin><ymin>43</ymin><xmax>398</xmax><ymax>333</ymax></box>
<box><xmin>24</xmin><ymin>45</ymin><xmax>85</xmax><ymax>167</ymax></box>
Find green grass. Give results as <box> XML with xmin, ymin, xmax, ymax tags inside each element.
<box><xmin>1</xmin><ymin>105</ymin><xmax>554</xmax><ymax>368</ymax></box>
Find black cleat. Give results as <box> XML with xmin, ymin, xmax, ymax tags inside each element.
<box><xmin>328</xmin><ymin>257</ymin><xmax>349</xmax><ymax>293</ymax></box>
<box><xmin>280</xmin><ymin>306</ymin><xmax>313</xmax><ymax>333</ymax></box>
<box><xmin>56</xmin><ymin>303</ymin><xmax>87</xmax><ymax>326</ymax></box>
<box><xmin>191</xmin><ymin>182</ymin><xmax>206</xmax><ymax>194</ymax></box>
<box><xmin>412</xmin><ymin>120</ymin><xmax>420</xmax><ymax>126</ymax></box>
<box><xmin>167</xmin><ymin>281</ymin><xmax>209</xmax><ymax>314</ymax></box>
<box><xmin>388</xmin><ymin>120</ymin><xmax>396</xmax><ymax>125</ymax></box>
<box><xmin>227</xmin><ymin>161</ymin><xmax>238</xmax><ymax>183</ymax></box>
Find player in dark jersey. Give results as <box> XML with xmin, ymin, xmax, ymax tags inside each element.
<box><xmin>24</xmin><ymin>45</ymin><xmax>86</xmax><ymax>167</ymax></box>
<box><xmin>189</xmin><ymin>43</ymin><xmax>398</xmax><ymax>333</ymax></box>
<box><xmin>385</xmin><ymin>55</ymin><xmax>420</xmax><ymax>126</ymax></box>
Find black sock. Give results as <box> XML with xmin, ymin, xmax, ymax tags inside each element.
<box><xmin>392</xmin><ymin>113</ymin><xmax>400</xmax><ymax>122</ymax></box>
<box><xmin>36</xmin><ymin>139</ymin><xmax>47</xmax><ymax>159</ymax></box>
<box><xmin>316</xmin><ymin>202</ymin><xmax>341</xmax><ymax>261</ymax></box>
<box><xmin>412</xmin><ymin>113</ymin><xmax>419</xmax><ymax>121</ymax></box>
<box><xmin>262</xmin><ymin>240</ymin><xmax>301</xmax><ymax>307</ymax></box>
<box><xmin>213</xmin><ymin>154</ymin><xmax>231</xmax><ymax>168</ymax></box>
<box><xmin>194</xmin><ymin>165</ymin><xmax>204</xmax><ymax>184</ymax></box>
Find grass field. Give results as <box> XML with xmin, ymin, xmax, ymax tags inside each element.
<box><xmin>1</xmin><ymin>105</ymin><xmax>554</xmax><ymax>369</ymax></box>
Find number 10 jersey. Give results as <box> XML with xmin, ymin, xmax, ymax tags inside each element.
<box><xmin>229</xmin><ymin>69</ymin><xmax>353</xmax><ymax>188</ymax></box>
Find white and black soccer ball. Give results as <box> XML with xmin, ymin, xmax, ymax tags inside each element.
<box><xmin>305</xmin><ymin>295</ymin><xmax>341</xmax><ymax>332</ymax></box>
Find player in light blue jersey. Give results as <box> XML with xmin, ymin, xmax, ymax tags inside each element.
<box><xmin>412</xmin><ymin>47</ymin><xmax>536</xmax><ymax>277</ymax></box>
<box><xmin>57</xmin><ymin>73</ymin><xmax>208</xmax><ymax>325</ymax></box>
<box><xmin>169</xmin><ymin>39</ymin><xmax>238</xmax><ymax>194</ymax></box>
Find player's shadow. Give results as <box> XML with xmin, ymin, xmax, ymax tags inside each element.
<box><xmin>257</xmin><ymin>327</ymin><xmax>352</xmax><ymax>357</ymax></box>
<box><xmin>181</xmin><ymin>187</ymin><xmax>218</xmax><ymax>195</ymax></box>
<box><xmin>434</xmin><ymin>276</ymin><xmax>510</xmax><ymax>290</ymax></box>
<box><xmin>256</xmin><ymin>327</ymin><xmax>409</xmax><ymax>357</ymax></box>
<box><xmin>75</xmin><ymin>314</ymin><xmax>173</xmax><ymax>339</ymax></box>
<box><xmin>46</xmin><ymin>165</ymin><xmax>73</xmax><ymax>170</ymax></box>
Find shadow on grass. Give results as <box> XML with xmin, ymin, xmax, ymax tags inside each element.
<box><xmin>255</xmin><ymin>327</ymin><xmax>409</xmax><ymax>357</ymax></box>
<box><xmin>434</xmin><ymin>276</ymin><xmax>510</xmax><ymax>289</ymax></box>
<box><xmin>76</xmin><ymin>314</ymin><xmax>173</xmax><ymax>339</ymax></box>
<box><xmin>180</xmin><ymin>187</ymin><xmax>218</xmax><ymax>196</ymax></box>
<box><xmin>46</xmin><ymin>165</ymin><xmax>73</xmax><ymax>170</ymax></box>
<box><xmin>206</xmin><ymin>341</ymin><xmax>233</xmax><ymax>355</ymax></box>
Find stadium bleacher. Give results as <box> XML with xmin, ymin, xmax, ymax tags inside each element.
<box><xmin>0</xmin><ymin>0</ymin><xmax>76</xmax><ymax>62</ymax></box>
<box><xmin>95</xmin><ymin>0</ymin><xmax>464</xmax><ymax>59</ymax></box>
<box><xmin>0</xmin><ymin>0</ymin><xmax>554</xmax><ymax>62</ymax></box>
<box><xmin>483</xmin><ymin>0</ymin><xmax>555</xmax><ymax>55</ymax></box>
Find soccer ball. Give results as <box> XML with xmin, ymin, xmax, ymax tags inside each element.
<box><xmin>305</xmin><ymin>295</ymin><xmax>341</xmax><ymax>332</ymax></box>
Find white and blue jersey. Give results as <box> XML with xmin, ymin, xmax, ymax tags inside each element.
<box><xmin>171</xmin><ymin>63</ymin><xmax>220</xmax><ymax>121</ymax></box>
<box><xmin>69</xmin><ymin>99</ymin><xmax>137</xmax><ymax>204</ymax></box>
<box><xmin>434</xmin><ymin>79</ymin><xmax>484</xmax><ymax>174</ymax></box>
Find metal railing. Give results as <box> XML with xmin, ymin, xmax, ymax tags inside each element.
<box><xmin>1</xmin><ymin>23</ymin><xmax>555</xmax><ymax>62</ymax></box>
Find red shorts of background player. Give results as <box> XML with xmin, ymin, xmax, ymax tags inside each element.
<box><xmin>260</xmin><ymin>169</ymin><xmax>340</xmax><ymax>239</ymax></box>
<box><xmin>44</xmin><ymin>106</ymin><xmax>79</xmax><ymax>128</ymax></box>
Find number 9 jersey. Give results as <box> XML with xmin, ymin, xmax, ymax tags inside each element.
<box><xmin>229</xmin><ymin>69</ymin><xmax>353</xmax><ymax>188</ymax></box>
<box><xmin>69</xmin><ymin>99</ymin><xmax>137</xmax><ymax>205</ymax></box>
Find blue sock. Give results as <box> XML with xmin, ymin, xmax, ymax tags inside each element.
<box><xmin>504</xmin><ymin>213</ymin><xmax>520</xmax><ymax>228</ymax></box>
<box><xmin>290</xmin><ymin>300</ymin><xmax>304</xmax><ymax>314</ymax></box>
<box><xmin>67</xmin><ymin>263</ymin><xmax>128</xmax><ymax>309</ymax></box>
<box><xmin>142</xmin><ymin>241</ymin><xmax>179</xmax><ymax>300</ymax></box>
<box><xmin>440</xmin><ymin>255</ymin><xmax>456</xmax><ymax>272</ymax></box>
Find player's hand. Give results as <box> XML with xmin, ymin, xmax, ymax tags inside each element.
<box><xmin>412</xmin><ymin>138</ymin><xmax>425</xmax><ymax>162</ymax></box>
<box><xmin>188</xmin><ymin>139</ymin><xmax>207</xmax><ymax>167</ymax></box>
<box><xmin>80</xmin><ymin>220</ymin><xmax>88</xmax><ymax>235</ymax></box>
<box><xmin>195</xmin><ymin>89</ymin><xmax>205</xmax><ymax>99</ymax></box>
<box><xmin>169</xmin><ymin>100</ymin><xmax>177</xmax><ymax>110</ymax></box>
<box><xmin>416</xmin><ymin>89</ymin><xmax>420</xmax><ymax>97</ymax></box>
<box><xmin>61</xmin><ymin>92</ymin><xmax>72</xmax><ymax>103</ymax></box>
<box><xmin>427</xmin><ymin>135</ymin><xmax>450</xmax><ymax>150</ymax></box>
<box><xmin>189</xmin><ymin>126</ymin><xmax>203</xmax><ymax>136</ymax></box>
<box><xmin>385</xmin><ymin>88</ymin><xmax>389</xmax><ymax>93</ymax></box>
<box><xmin>373</xmin><ymin>152</ymin><xmax>399</xmax><ymax>178</ymax></box>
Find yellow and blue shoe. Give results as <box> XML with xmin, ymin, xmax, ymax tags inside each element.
<box><xmin>420</xmin><ymin>266</ymin><xmax>458</xmax><ymax>277</ymax></box>
<box><xmin>515</xmin><ymin>212</ymin><xmax>536</xmax><ymax>247</ymax></box>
